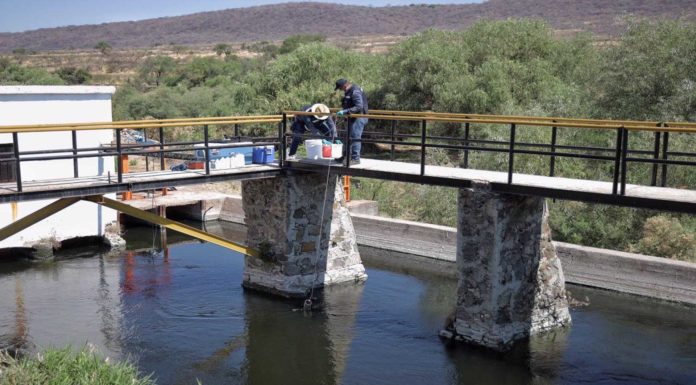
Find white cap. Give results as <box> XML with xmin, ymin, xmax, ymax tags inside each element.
<box><xmin>310</xmin><ymin>103</ymin><xmax>330</xmax><ymax>120</ymax></box>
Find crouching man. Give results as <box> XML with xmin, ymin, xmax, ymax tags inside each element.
<box><xmin>287</xmin><ymin>103</ymin><xmax>336</xmax><ymax>160</ymax></box>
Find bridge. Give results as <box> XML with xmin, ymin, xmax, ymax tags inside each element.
<box><xmin>0</xmin><ymin>111</ymin><xmax>693</xmax><ymax>211</ymax></box>
<box><xmin>0</xmin><ymin>110</ymin><xmax>694</xmax><ymax>352</ymax></box>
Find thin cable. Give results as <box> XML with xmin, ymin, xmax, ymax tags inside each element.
<box><xmin>305</xmin><ymin>122</ymin><xmax>339</xmax><ymax>305</ymax></box>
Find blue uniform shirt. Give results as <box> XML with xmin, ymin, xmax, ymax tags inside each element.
<box><xmin>341</xmin><ymin>85</ymin><xmax>368</xmax><ymax>115</ymax></box>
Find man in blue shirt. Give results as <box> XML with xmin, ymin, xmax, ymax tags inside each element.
<box><xmin>287</xmin><ymin>103</ymin><xmax>336</xmax><ymax>160</ymax></box>
<box><xmin>335</xmin><ymin>79</ymin><xmax>368</xmax><ymax>165</ymax></box>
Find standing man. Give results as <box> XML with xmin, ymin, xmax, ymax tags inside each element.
<box><xmin>287</xmin><ymin>103</ymin><xmax>336</xmax><ymax>160</ymax></box>
<box><xmin>335</xmin><ymin>79</ymin><xmax>368</xmax><ymax>164</ymax></box>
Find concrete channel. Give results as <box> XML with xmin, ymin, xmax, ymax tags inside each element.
<box><xmin>123</xmin><ymin>191</ymin><xmax>696</xmax><ymax>306</ymax></box>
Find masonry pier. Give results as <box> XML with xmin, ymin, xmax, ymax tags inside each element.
<box><xmin>442</xmin><ymin>182</ymin><xmax>571</xmax><ymax>351</ymax></box>
<box><xmin>241</xmin><ymin>174</ymin><xmax>367</xmax><ymax>297</ymax></box>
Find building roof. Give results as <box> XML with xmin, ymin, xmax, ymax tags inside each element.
<box><xmin>0</xmin><ymin>85</ymin><xmax>116</xmax><ymax>95</ymax></box>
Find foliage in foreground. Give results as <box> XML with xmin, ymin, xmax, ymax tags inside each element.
<box><xmin>0</xmin><ymin>347</ymin><xmax>155</xmax><ymax>385</ymax></box>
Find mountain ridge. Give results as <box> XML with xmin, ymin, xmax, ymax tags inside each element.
<box><xmin>1</xmin><ymin>1</ymin><xmax>695</xmax><ymax>51</ymax></box>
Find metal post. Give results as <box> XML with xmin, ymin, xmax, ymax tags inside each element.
<box><xmin>280</xmin><ymin>114</ymin><xmax>286</xmax><ymax>168</ymax></box>
<box><xmin>612</xmin><ymin>127</ymin><xmax>623</xmax><ymax>195</ymax></box>
<box><xmin>234</xmin><ymin>123</ymin><xmax>240</xmax><ymax>140</ymax></box>
<box><xmin>650</xmin><ymin>130</ymin><xmax>661</xmax><ymax>186</ymax></box>
<box><xmin>71</xmin><ymin>130</ymin><xmax>79</xmax><ymax>178</ymax></box>
<box><xmin>12</xmin><ymin>133</ymin><xmax>21</xmax><ymax>192</ymax></box>
<box><xmin>345</xmin><ymin>119</ymin><xmax>351</xmax><ymax>168</ymax></box>
<box><xmin>390</xmin><ymin>120</ymin><xmax>396</xmax><ymax>161</ymax></box>
<box><xmin>159</xmin><ymin>126</ymin><xmax>165</xmax><ymax>170</ymax></box>
<box><xmin>508</xmin><ymin>124</ymin><xmax>516</xmax><ymax>184</ymax></box>
<box><xmin>463</xmin><ymin>122</ymin><xmax>470</xmax><ymax>169</ymax></box>
<box><xmin>203</xmin><ymin>125</ymin><xmax>210</xmax><ymax>175</ymax></box>
<box><xmin>144</xmin><ymin>130</ymin><xmax>149</xmax><ymax>172</ymax></box>
<box><xmin>116</xmin><ymin>129</ymin><xmax>123</xmax><ymax>183</ymax></box>
<box><xmin>661</xmin><ymin>130</ymin><xmax>669</xmax><ymax>187</ymax></box>
<box><xmin>620</xmin><ymin>128</ymin><xmax>629</xmax><ymax>195</ymax></box>
<box><xmin>420</xmin><ymin>119</ymin><xmax>427</xmax><ymax>176</ymax></box>
<box><xmin>550</xmin><ymin>125</ymin><xmax>558</xmax><ymax>177</ymax></box>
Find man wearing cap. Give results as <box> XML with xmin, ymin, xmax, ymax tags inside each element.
<box><xmin>335</xmin><ymin>79</ymin><xmax>368</xmax><ymax>164</ymax></box>
<box><xmin>287</xmin><ymin>103</ymin><xmax>336</xmax><ymax>160</ymax></box>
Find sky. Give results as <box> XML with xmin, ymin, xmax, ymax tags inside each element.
<box><xmin>0</xmin><ymin>0</ymin><xmax>484</xmax><ymax>33</ymax></box>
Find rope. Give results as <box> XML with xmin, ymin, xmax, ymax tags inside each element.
<box><xmin>304</xmin><ymin>122</ymin><xmax>339</xmax><ymax>310</ymax></box>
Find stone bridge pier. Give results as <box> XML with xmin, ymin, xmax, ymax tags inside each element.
<box><xmin>443</xmin><ymin>182</ymin><xmax>571</xmax><ymax>351</ymax></box>
<box><xmin>241</xmin><ymin>173</ymin><xmax>367</xmax><ymax>298</ymax></box>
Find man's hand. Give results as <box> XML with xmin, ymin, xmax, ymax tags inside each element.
<box><xmin>336</xmin><ymin>110</ymin><xmax>345</xmax><ymax>117</ymax></box>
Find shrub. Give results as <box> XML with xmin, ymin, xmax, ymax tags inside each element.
<box><xmin>633</xmin><ymin>215</ymin><xmax>696</xmax><ymax>261</ymax></box>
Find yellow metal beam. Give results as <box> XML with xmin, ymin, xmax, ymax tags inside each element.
<box><xmin>84</xmin><ymin>196</ymin><xmax>261</xmax><ymax>258</ymax></box>
<box><xmin>0</xmin><ymin>197</ymin><xmax>81</xmax><ymax>241</ymax></box>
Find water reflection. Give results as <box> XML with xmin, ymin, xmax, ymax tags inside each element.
<box><xmin>0</xmin><ymin>222</ymin><xmax>694</xmax><ymax>385</ymax></box>
<box><xmin>243</xmin><ymin>283</ymin><xmax>365</xmax><ymax>385</ymax></box>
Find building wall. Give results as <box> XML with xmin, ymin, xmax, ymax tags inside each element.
<box><xmin>0</xmin><ymin>86</ymin><xmax>118</xmax><ymax>247</ymax></box>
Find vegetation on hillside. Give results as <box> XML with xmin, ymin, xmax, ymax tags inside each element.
<box><xmin>1</xmin><ymin>20</ymin><xmax>694</xmax><ymax>260</ymax></box>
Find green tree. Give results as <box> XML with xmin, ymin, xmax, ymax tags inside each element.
<box><xmin>54</xmin><ymin>67</ymin><xmax>91</xmax><ymax>84</ymax></box>
<box><xmin>214</xmin><ymin>43</ymin><xmax>232</xmax><ymax>56</ymax></box>
<box><xmin>136</xmin><ymin>55</ymin><xmax>176</xmax><ymax>88</ymax></box>
<box><xmin>94</xmin><ymin>41</ymin><xmax>112</xmax><ymax>55</ymax></box>
<box><xmin>598</xmin><ymin>19</ymin><xmax>696</xmax><ymax>121</ymax></box>
<box><xmin>279</xmin><ymin>34</ymin><xmax>326</xmax><ymax>55</ymax></box>
<box><xmin>0</xmin><ymin>58</ymin><xmax>64</xmax><ymax>85</ymax></box>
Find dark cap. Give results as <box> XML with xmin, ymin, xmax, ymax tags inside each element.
<box><xmin>334</xmin><ymin>79</ymin><xmax>347</xmax><ymax>90</ymax></box>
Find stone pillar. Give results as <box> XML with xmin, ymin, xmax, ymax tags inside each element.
<box><xmin>241</xmin><ymin>174</ymin><xmax>367</xmax><ymax>298</ymax></box>
<box><xmin>444</xmin><ymin>183</ymin><xmax>571</xmax><ymax>351</ymax></box>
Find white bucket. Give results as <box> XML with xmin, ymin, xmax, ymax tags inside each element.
<box><xmin>305</xmin><ymin>139</ymin><xmax>324</xmax><ymax>159</ymax></box>
<box><xmin>331</xmin><ymin>143</ymin><xmax>343</xmax><ymax>159</ymax></box>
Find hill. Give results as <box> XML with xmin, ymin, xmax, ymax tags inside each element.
<box><xmin>1</xmin><ymin>0</ymin><xmax>695</xmax><ymax>51</ymax></box>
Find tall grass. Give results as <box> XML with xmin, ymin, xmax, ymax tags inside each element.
<box><xmin>0</xmin><ymin>347</ymin><xmax>155</xmax><ymax>385</ymax></box>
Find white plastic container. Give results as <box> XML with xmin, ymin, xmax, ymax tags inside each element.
<box><xmin>331</xmin><ymin>143</ymin><xmax>343</xmax><ymax>159</ymax></box>
<box><xmin>230</xmin><ymin>153</ymin><xmax>245</xmax><ymax>168</ymax></box>
<box><xmin>305</xmin><ymin>139</ymin><xmax>324</xmax><ymax>159</ymax></box>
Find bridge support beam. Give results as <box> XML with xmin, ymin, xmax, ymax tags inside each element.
<box><xmin>241</xmin><ymin>174</ymin><xmax>367</xmax><ymax>298</ymax></box>
<box><xmin>443</xmin><ymin>182</ymin><xmax>571</xmax><ymax>351</ymax></box>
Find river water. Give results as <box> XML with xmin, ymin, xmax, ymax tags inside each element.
<box><xmin>0</xmin><ymin>223</ymin><xmax>694</xmax><ymax>385</ymax></box>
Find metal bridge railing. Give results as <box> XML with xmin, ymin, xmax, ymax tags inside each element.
<box><xmin>0</xmin><ymin>115</ymin><xmax>284</xmax><ymax>193</ymax></box>
<box><xmin>285</xmin><ymin>110</ymin><xmax>696</xmax><ymax>196</ymax></box>
<box><xmin>1</xmin><ymin>111</ymin><xmax>694</xmax><ymax>198</ymax></box>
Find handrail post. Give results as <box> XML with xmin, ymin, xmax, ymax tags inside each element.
<box><xmin>549</xmin><ymin>125</ymin><xmax>557</xmax><ymax>177</ymax></box>
<box><xmin>159</xmin><ymin>126</ymin><xmax>165</xmax><ymax>171</ymax></box>
<box><xmin>507</xmin><ymin>123</ymin><xmax>516</xmax><ymax>184</ymax></box>
<box><xmin>612</xmin><ymin>127</ymin><xmax>623</xmax><ymax>194</ymax></box>
<box><xmin>390</xmin><ymin>120</ymin><xmax>396</xmax><ymax>161</ymax></box>
<box><xmin>144</xmin><ymin>129</ymin><xmax>149</xmax><ymax>172</ymax></box>
<box><xmin>661</xmin><ymin>129</ymin><xmax>669</xmax><ymax>187</ymax></box>
<box><xmin>345</xmin><ymin>118</ymin><xmax>351</xmax><ymax>168</ymax></box>
<box><xmin>462</xmin><ymin>122</ymin><xmax>470</xmax><ymax>169</ymax></box>
<box><xmin>203</xmin><ymin>124</ymin><xmax>210</xmax><ymax>175</ymax></box>
<box><xmin>12</xmin><ymin>132</ymin><xmax>22</xmax><ymax>192</ymax></box>
<box><xmin>280</xmin><ymin>114</ymin><xmax>286</xmax><ymax>168</ymax></box>
<box><xmin>71</xmin><ymin>130</ymin><xmax>79</xmax><ymax>178</ymax></box>
<box><xmin>420</xmin><ymin>119</ymin><xmax>426</xmax><ymax>176</ymax></box>
<box><xmin>234</xmin><ymin>123</ymin><xmax>240</xmax><ymax>140</ymax></box>
<box><xmin>650</xmin><ymin>128</ymin><xmax>661</xmax><ymax>186</ymax></box>
<box><xmin>116</xmin><ymin>128</ymin><xmax>123</xmax><ymax>183</ymax></box>
<box><xmin>620</xmin><ymin>127</ymin><xmax>629</xmax><ymax>195</ymax></box>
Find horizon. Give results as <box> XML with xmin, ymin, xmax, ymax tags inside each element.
<box><xmin>0</xmin><ymin>0</ymin><xmax>484</xmax><ymax>33</ymax></box>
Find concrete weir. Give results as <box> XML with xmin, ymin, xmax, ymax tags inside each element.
<box><xmin>241</xmin><ymin>174</ymin><xmax>367</xmax><ymax>298</ymax></box>
<box><xmin>442</xmin><ymin>182</ymin><xmax>571</xmax><ymax>351</ymax></box>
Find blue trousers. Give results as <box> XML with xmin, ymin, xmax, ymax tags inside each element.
<box><xmin>348</xmin><ymin>118</ymin><xmax>368</xmax><ymax>160</ymax></box>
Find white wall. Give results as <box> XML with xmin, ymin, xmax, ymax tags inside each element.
<box><xmin>0</xmin><ymin>86</ymin><xmax>118</xmax><ymax>247</ymax></box>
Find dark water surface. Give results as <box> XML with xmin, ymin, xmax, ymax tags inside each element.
<box><xmin>0</xmin><ymin>223</ymin><xmax>695</xmax><ymax>385</ymax></box>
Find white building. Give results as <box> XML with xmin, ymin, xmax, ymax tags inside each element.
<box><xmin>0</xmin><ymin>86</ymin><xmax>118</xmax><ymax>248</ymax></box>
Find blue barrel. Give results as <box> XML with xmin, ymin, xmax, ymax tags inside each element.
<box><xmin>252</xmin><ymin>146</ymin><xmax>275</xmax><ymax>164</ymax></box>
